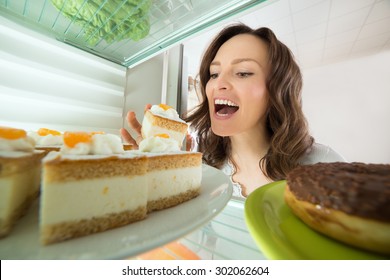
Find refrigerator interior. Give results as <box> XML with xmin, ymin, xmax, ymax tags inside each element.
<box><xmin>2</xmin><ymin>0</ymin><xmax>389</xmax><ymax>260</ymax></box>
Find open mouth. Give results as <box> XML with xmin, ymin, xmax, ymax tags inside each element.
<box><xmin>214</xmin><ymin>99</ymin><xmax>239</xmax><ymax>117</ymax></box>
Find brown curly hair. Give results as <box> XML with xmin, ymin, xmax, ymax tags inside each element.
<box><xmin>184</xmin><ymin>23</ymin><xmax>314</xmax><ymax>181</ymax></box>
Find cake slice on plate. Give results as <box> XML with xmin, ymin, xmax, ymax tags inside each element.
<box><xmin>137</xmin><ymin>134</ymin><xmax>202</xmax><ymax>212</ymax></box>
<box><xmin>40</xmin><ymin>131</ymin><xmax>148</xmax><ymax>245</ymax></box>
<box><xmin>0</xmin><ymin>126</ymin><xmax>45</xmax><ymax>237</ymax></box>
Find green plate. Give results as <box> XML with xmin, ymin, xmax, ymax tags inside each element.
<box><xmin>244</xmin><ymin>181</ymin><xmax>388</xmax><ymax>260</ymax></box>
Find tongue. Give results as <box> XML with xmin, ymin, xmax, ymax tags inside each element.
<box><xmin>218</xmin><ymin>105</ymin><xmax>238</xmax><ymax>115</ymax></box>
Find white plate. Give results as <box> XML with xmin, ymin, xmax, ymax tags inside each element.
<box><xmin>0</xmin><ymin>164</ymin><xmax>232</xmax><ymax>259</ymax></box>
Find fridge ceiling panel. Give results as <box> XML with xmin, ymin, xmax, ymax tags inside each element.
<box><xmin>0</xmin><ymin>0</ymin><xmax>267</xmax><ymax>67</ymax></box>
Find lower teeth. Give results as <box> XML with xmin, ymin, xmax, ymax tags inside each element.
<box><xmin>216</xmin><ymin>112</ymin><xmax>228</xmax><ymax>117</ymax></box>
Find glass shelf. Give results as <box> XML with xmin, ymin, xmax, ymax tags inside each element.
<box><xmin>181</xmin><ymin>198</ymin><xmax>265</xmax><ymax>260</ymax></box>
<box><xmin>0</xmin><ymin>0</ymin><xmax>267</xmax><ymax>67</ymax></box>
<box><xmin>133</xmin><ymin>198</ymin><xmax>266</xmax><ymax>260</ymax></box>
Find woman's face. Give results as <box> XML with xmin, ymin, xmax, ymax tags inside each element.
<box><xmin>206</xmin><ymin>33</ymin><xmax>270</xmax><ymax>137</ymax></box>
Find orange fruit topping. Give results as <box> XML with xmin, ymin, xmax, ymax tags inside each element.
<box><xmin>63</xmin><ymin>131</ymin><xmax>92</xmax><ymax>148</ymax></box>
<box><xmin>37</xmin><ymin>128</ymin><xmax>61</xmax><ymax>136</ymax></box>
<box><xmin>0</xmin><ymin>126</ymin><xmax>26</xmax><ymax>140</ymax></box>
<box><xmin>155</xmin><ymin>133</ymin><xmax>170</xmax><ymax>138</ymax></box>
<box><xmin>158</xmin><ymin>104</ymin><xmax>172</xmax><ymax>111</ymax></box>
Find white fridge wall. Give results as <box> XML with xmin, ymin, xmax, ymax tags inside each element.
<box><xmin>302</xmin><ymin>51</ymin><xmax>390</xmax><ymax>164</ymax></box>
<box><xmin>0</xmin><ymin>16</ymin><xmax>127</xmax><ymax>135</ymax></box>
<box><xmin>123</xmin><ymin>54</ymin><xmax>164</xmax><ymax>138</ymax></box>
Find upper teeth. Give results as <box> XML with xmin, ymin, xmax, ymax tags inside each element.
<box><xmin>215</xmin><ymin>99</ymin><xmax>238</xmax><ymax>107</ymax></box>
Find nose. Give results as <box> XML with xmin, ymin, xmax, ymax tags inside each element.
<box><xmin>215</xmin><ymin>72</ymin><xmax>231</xmax><ymax>91</ymax></box>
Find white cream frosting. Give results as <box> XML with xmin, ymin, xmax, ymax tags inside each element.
<box><xmin>141</xmin><ymin>117</ymin><xmax>186</xmax><ymax>147</ymax></box>
<box><xmin>139</xmin><ymin>136</ymin><xmax>180</xmax><ymax>153</ymax></box>
<box><xmin>149</xmin><ymin>105</ymin><xmax>185</xmax><ymax>122</ymax></box>
<box><xmin>0</xmin><ymin>136</ymin><xmax>35</xmax><ymax>152</ymax></box>
<box><xmin>91</xmin><ymin>134</ymin><xmax>125</xmax><ymax>155</ymax></box>
<box><xmin>60</xmin><ymin>133</ymin><xmax>124</xmax><ymax>155</ymax></box>
<box><xmin>28</xmin><ymin>131</ymin><xmax>63</xmax><ymax>146</ymax></box>
<box><xmin>43</xmin><ymin>150</ymin><xmax>145</xmax><ymax>163</ymax></box>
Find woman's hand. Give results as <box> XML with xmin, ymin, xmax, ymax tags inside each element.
<box><xmin>185</xmin><ymin>133</ymin><xmax>194</xmax><ymax>152</ymax></box>
<box><xmin>120</xmin><ymin>103</ymin><xmax>194</xmax><ymax>151</ymax></box>
<box><xmin>120</xmin><ymin>104</ymin><xmax>151</xmax><ymax>149</ymax></box>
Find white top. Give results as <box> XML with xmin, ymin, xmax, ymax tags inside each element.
<box><xmin>220</xmin><ymin>143</ymin><xmax>346</xmax><ymax>199</ymax></box>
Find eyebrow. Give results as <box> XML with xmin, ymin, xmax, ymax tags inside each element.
<box><xmin>210</xmin><ymin>58</ymin><xmax>263</xmax><ymax>67</ymax></box>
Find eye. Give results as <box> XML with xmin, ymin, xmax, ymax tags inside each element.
<box><xmin>237</xmin><ymin>72</ymin><xmax>253</xmax><ymax>78</ymax></box>
<box><xmin>209</xmin><ymin>73</ymin><xmax>219</xmax><ymax>79</ymax></box>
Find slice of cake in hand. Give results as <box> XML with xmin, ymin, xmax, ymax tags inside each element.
<box><xmin>137</xmin><ymin>134</ymin><xmax>202</xmax><ymax>212</ymax></box>
<box><xmin>141</xmin><ymin>104</ymin><xmax>188</xmax><ymax>148</ymax></box>
<box><xmin>0</xmin><ymin>126</ymin><xmax>45</xmax><ymax>238</ymax></box>
<box><xmin>40</xmin><ymin>131</ymin><xmax>148</xmax><ymax>245</ymax></box>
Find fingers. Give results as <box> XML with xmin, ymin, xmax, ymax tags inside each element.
<box><xmin>120</xmin><ymin>128</ymin><xmax>138</xmax><ymax>148</ymax></box>
<box><xmin>144</xmin><ymin>103</ymin><xmax>152</xmax><ymax>113</ymax></box>
<box><xmin>126</xmin><ymin>111</ymin><xmax>142</xmax><ymax>135</ymax></box>
<box><xmin>185</xmin><ymin>133</ymin><xmax>193</xmax><ymax>151</ymax></box>
<box><xmin>120</xmin><ymin>105</ymin><xmax>153</xmax><ymax>148</ymax></box>
<box><xmin>122</xmin><ymin>108</ymin><xmax>149</xmax><ymax>148</ymax></box>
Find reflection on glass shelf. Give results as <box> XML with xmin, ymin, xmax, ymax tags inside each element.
<box><xmin>181</xmin><ymin>198</ymin><xmax>265</xmax><ymax>260</ymax></box>
<box><xmin>131</xmin><ymin>198</ymin><xmax>265</xmax><ymax>260</ymax></box>
<box><xmin>0</xmin><ymin>0</ymin><xmax>268</xmax><ymax>66</ymax></box>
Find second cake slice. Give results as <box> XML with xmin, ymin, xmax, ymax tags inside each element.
<box><xmin>40</xmin><ymin>132</ymin><xmax>148</xmax><ymax>245</ymax></box>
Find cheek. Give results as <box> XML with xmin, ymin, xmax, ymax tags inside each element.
<box><xmin>205</xmin><ymin>82</ymin><xmax>214</xmax><ymax>108</ymax></box>
<box><xmin>244</xmin><ymin>84</ymin><xmax>268</xmax><ymax>103</ymax></box>
<box><xmin>242</xmin><ymin>86</ymin><xmax>269</xmax><ymax>116</ymax></box>
<box><xmin>205</xmin><ymin>81</ymin><xmax>212</xmax><ymax>97</ymax></box>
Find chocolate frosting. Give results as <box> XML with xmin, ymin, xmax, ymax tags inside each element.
<box><xmin>286</xmin><ymin>162</ymin><xmax>390</xmax><ymax>222</ymax></box>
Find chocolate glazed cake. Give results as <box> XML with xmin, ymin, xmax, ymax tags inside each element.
<box><xmin>285</xmin><ymin>162</ymin><xmax>390</xmax><ymax>255</ymax></box>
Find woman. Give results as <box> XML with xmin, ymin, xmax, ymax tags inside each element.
<box><xmin>121</xmin><ymin>24</ymin><xmax>345</xmax><ymax>198</ymax></box>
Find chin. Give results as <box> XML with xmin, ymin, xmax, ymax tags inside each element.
<box><xmin>211</xmin><ymin>125</ymin><xmax>234</xmax><ymax>137</ymax></box>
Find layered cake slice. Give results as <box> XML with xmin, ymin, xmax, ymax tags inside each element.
<box><xmin>141</xmin><ymin>104</ymin><xmax>188</xmax><ymax>148</ymax></box>
<box><xmin>137</xmin><ymin>134</ymin><xmax>202</xmax><ymax>212</ymax></box>
<box><xmin>0</xmin><ymin>126</ymin><xmax>45</xmax><ymax>237</ymax></box>
<box><xmin>40</xmin><ymin>131</ymin><xmax>148</xmax><ymax>245</ymax></box>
